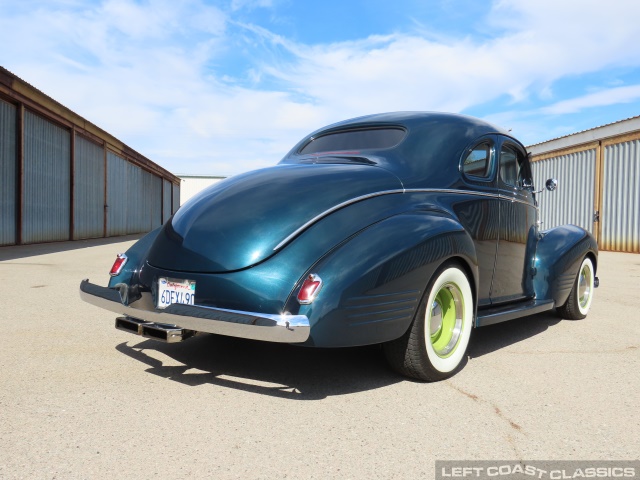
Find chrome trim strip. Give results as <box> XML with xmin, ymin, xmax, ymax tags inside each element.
<box><xmin>273</xmin><ymin>187</ymin><xmax>534</xmax><ymax>251</ymax></box>
<box><xmin>80</xmin><ymin>279</ymin><xmax>310</xmax><ymax>343</ymax></box>
<box><xmin>404</xmin><ymin>188</ymin><xmax>534</xmax><ymax>207</ymax></box>
<box><xmin>498</xmin><ymin>194</ymin><xmax>534</xmax><ymax>207</ymax></box>
<box><xmin>273</xmin><ymin>189</ymin><xmax>405</xmax><ymax>251</ymax></box>
<box><xmin>404</xmin><ymin>188</ymin><xmax>498</xmax><ymax>197</ymax></box>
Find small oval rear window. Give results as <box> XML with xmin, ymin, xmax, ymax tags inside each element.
<box><xmin>299</xmin><ymin>127</ymin><xmax>406</xmax><ymax>155</ymax></box>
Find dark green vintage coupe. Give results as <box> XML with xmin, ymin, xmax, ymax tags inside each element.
<box><xmin>81</xmin><ymin>112</ymin><xmax>598</xmax><ymax>381</ymax></box>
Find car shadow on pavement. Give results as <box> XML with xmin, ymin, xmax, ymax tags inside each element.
<box><xmin>114</xmin><ymin>310</ymin><xmax>563</xmax><ymax>398</ymax></box>
<box><xmin>468</xmin><ymin>311</ymin><xmax>562</xmax><ymax>358</ymax></box>
<box><xmin>115</xmin><ymin>335</ymin><xmax>402</xmax><ymax>400</ymax></box>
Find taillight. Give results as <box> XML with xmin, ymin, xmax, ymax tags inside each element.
<box><xmin>297</xmin><ymin>274</ymin><xmax>322</xmax><ymax>304</ymax></box>
<box><xmin>109</xmin><ymin>254</ymin><xmax>128</xmax><ymax>276</ymax></box>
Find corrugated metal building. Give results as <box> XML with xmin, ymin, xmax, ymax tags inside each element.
<box><xmin>0</xmin><ymin>66</ymin><xmax>181</xmax><ymax>246</ymax></box>
<box><xmin>179</xmin><ymin>174</ymin><xmax>226</xmax><ymax>205</ymax></box>
<box><xmin>528</xmin><ymin>116</ymin><xmax>640</xmax><ymax>253</ymax></box>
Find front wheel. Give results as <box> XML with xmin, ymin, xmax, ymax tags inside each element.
<box><xmin>557</xmin><ymin>256</ymin><xmax>595</xmax><ymax>320</ymax></box>
<box><xmin>384</xmin><ymin>263</ymin><xmax>474</xmax><ymax>381</ymax></box>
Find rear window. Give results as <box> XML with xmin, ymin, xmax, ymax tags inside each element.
<box><xmin>299</xmin><ymin>127</ymin><xmax>406</xmax><ymax>155</ymax></box>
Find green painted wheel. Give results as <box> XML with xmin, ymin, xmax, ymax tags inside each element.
<box><xmin>383</xmin><ymin>262</ymin><xmax>474</xmax><ymax>381</ymax></box>
<box><xmin>429</xmin><ymin>283</ymin><xmax>464</xmax><ymax>358</ymax></box>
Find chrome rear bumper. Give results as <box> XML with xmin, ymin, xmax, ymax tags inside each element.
<box><xmin>79</xmin><ymin>279</ymin><xmax>310</xmax><ymax>343</ymax></box>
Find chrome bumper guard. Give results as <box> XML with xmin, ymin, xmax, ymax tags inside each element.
<box><xmin>80</xmin><ymin>279</ymin><xmax>310</xmax><ymax>343</ymax></box>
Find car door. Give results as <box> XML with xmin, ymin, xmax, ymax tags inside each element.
<box><xmin>455</xmin><ymin>135</ymin><xmax>501</xmax><ymax>307</ymax></box>
<box><xmin>491</xmin><ymin>137</ymin><xmax>536</xmax><ymax>304</ymax></box>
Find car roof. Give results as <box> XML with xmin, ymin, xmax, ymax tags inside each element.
<box><xmin>283</xmin><ymin>112</ymin><xmax>515</xmax><ymax>188</ymax></box>
<box><xmin>315</xmin><ymin>111</ymin><xmax>507</xmax><ymax>133</ymax></box>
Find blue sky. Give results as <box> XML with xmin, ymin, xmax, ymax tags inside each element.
<box><xmin>1</xmin><ymin>0</ymin><xmax>640</xmax><ymax>176</ymax></box>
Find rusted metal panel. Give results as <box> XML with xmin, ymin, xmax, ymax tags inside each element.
<box><xmin>531</xmin><ymin>149</ymin><xmax>596</xmax><ymax>234</ymax></box>
<box><xmin>106</xmin><ymin>151</ymin><xmax>128</xmax><ymax>236</ymax></box>
<box><xmin>600</xmin><ymin>140</ymin><xmax>640</xmax><ymax>252</ymax></box>
<box><xmin>172</xmin><ymin>183</ymin><xmax>180</xmax><ymax>213</ymax></box>
<box><xmin>73</xmin><ymin>135</ymin><xmax>104</xmax><ymax>239</ymax></box>
<box><xmin>22</xmin><ymin>111</ymin><xmax>71</xmax><ymax>243</ymax></box>
<box><xmin>162</xmin><ymin>179</ymin><xmax>171</xmax><ymax>223</ymax></box>
<box><xmin>0</xmin><ymin>98</ymin><xmax>17</xmax><ymax>245</ymax></box>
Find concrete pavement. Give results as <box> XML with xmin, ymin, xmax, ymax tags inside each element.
<box><xmin>0</xmin><ymin>237</ymin><xmax>638</xmax><ymax>479</ymax></box>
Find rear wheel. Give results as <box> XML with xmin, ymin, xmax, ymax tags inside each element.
<box><xmin>384</xmin><ymin>263</ymin><xmax>474</xmax><ymax>381</ymax></box>
<box><xmin>557</xmin><ymin>257</ymin><xmax>595</xmax><ymax>320</ymax></box>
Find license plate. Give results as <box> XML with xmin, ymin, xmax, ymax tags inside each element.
<box><xmin>157</xmin><ymin>277</ymin><xmax>196</xmax><ymax>309</ymax></box>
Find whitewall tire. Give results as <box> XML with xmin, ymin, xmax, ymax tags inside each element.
<box><xmin>384</xmin><ymin>263</ymin><xmax>474</xmax><ymax>381</ymax></box>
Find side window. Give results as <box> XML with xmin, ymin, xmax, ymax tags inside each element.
<box><xmin>499</xmin><ymin>145</ymin><xmax>527</xmax><ymax>188</ymax></box>
<box><xmin>462</xmin><ymin>142</ymin><xmax>492</xmax><ymax>178</ymax></box>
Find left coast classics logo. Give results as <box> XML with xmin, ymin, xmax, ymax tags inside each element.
<box><xmin>435</xmin><ymin>461</ymin><xmax>639</xmax><ymax>480</ymax></box>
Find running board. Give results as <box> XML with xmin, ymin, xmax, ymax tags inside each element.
<box><xmin>476</xmin><ymin>299</ymin><xmax>555</xmax><ymax>327</ymax></box>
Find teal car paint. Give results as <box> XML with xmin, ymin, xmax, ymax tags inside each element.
<box><xmin>80</xmin><ymin>112</ymin><xmax>599</xmax><ymax>381</ymax></box>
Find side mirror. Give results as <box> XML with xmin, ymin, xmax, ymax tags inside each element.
<box><xmin>545</xmin><ymin>178</ymin><xmax>558</xmax><ymax>192</ymax></box>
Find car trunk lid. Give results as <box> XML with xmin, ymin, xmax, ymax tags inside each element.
<box><xmin>146</xmin><ymin>163</ymin><xmax>402</xmax><ymax>273</ymax></box>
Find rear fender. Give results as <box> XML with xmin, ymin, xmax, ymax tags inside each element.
<box><xmin>287</xmin><ymin>212</ymin><xmax>478</xmax><ymax>347</ymax></box>
<box><xmin>108</xmin><ymin>227</ymin><xmax>162</xmax><ymax>298</ymax></box>
<box><xmin>533</xmin><ymin>225</ymin><xmax>598</xmax><ymax>307</ymax></box>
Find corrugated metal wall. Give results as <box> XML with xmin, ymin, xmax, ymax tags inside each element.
<box><xmin>74</xmin><ymin>135</ymin><xmax>105</xmax><ymax>239</ymax></box>
<box><xmin>172</xmin><ymin>183</ymin><xmax>180</xmax><ymax>213</ymax></box>
<box><xmin>0</xmin><ymin>99</ymin><xmax>17</xmax><ymax>246</ymax></box>
<box><xmin>125</xmin><ymin>162</ymin><xmax>144</xmax><ymax>234</ymax></box>
<box><xmin>141</xmin><ymin>169</ymin><xmax>152</xmax><ymax>232</ymax></box>
<box><xmin>601</xmin><ymin>140</ymin><xmax>640</xmax><ymax>252</ymax></box>
<box><xmin>143</xmin><ymin>170</ymin><xmax>163</xmax><ymax>231</ymax></box>
<box><xmin>104</xmin><ymin>151</ymin><xmax>171</xmax><ymax>237</ymax></box>
<box><xmin>1</xmin><ymin>71</ymin><xmax>180</xmax><ymax>247</ymax></box>
<box><xmin>106</xmin><ymin>151</ymin><xmax>128</xmax><ymax>236</ymax></box>
<box><xmin>531</xmin><ymin>148</ymin><xmax>596</xmax><ymax>233</ymax></box>
<box><xmin>23</xmin><ymin>111</ymin><xmax>71</xmax><ymax>243</ymax></box>
<box><xmin>162</xmin><ymin>179</ymin><xmax>171</xmax><ymax>223</ymax></box>
<box><xmin>151</xmin><ymin>174</ymin><xmax>162</xmax><ymax>229</ymax></box>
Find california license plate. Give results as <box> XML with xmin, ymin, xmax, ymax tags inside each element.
<box><xmin>157</xmin><ymin>277</ymin><xmax>196</xmax><ymax>309</ymax></box>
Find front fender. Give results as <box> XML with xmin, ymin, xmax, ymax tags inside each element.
<box><xmin>534</xmin><ymin>225</ymin><xmax>598</xmax><ymax>307</ymax></box>
<box><xmin>289</xmin><ymin>212</ymin><xmax>478</xmax><ymax>347</ymax></box>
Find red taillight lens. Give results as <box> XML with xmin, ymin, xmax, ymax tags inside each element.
<box><xmin>297</xmin><ymin>274</ymin><xmax>323</xmax><ymax>304</ymax></box>
<box><xmin>109</xmin><ymin>254</ymin><xmax>128</xmax><ymax>276</ymax></box>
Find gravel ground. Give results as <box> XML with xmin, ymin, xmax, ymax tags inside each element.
<box><xmin>0</xmin><ymin>236</ymin><xmax>638</xmax><ymax>479</ymax></box>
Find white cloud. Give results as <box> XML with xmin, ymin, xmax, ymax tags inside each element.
<box><xmin>2</xmin><ymin>0</ymin><xmax>640</xmax><ymax>175</ymax></box>
<box><xmin>256</xmin><ymin>0</ymin><xmax>640</xmax><ymax>122</ymax></box>
<box><xmin>541</xmin><ymin>85</ymin><xmax>640</xmax><ymax>114</ymax></box>
<box><xmin>230</xmin><ymin>0</ymin><xmax>274</xmax><ymax>11</ymax></box>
